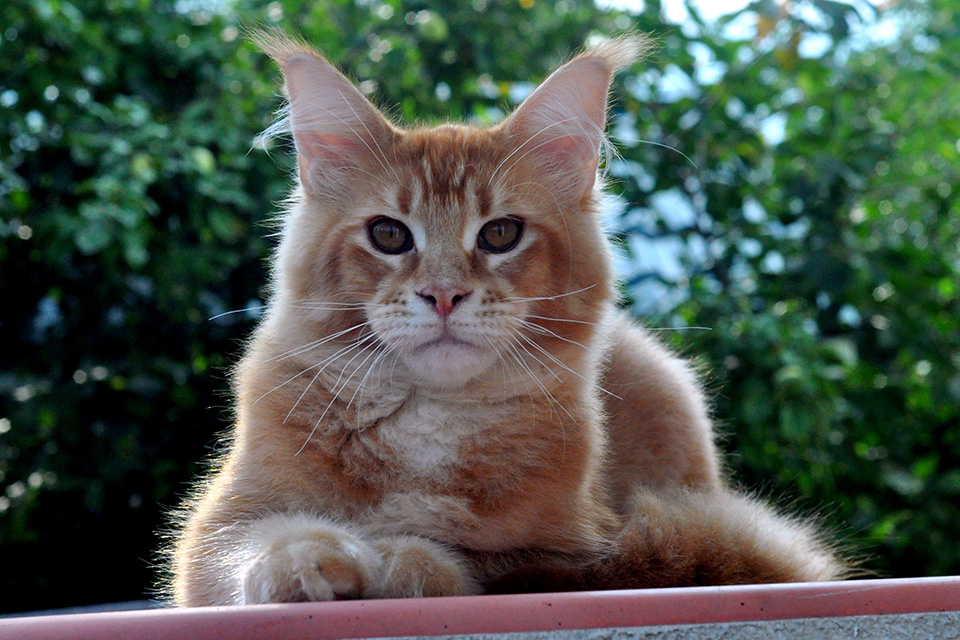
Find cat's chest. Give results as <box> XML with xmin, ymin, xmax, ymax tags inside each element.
<box><xmin>375</xmin><ymin>396</ymin><xmax>499</xmax><ymax>478</ymax></box>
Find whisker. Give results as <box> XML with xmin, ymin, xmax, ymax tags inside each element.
<box><xmin>503</xmin><ymin>339</ymin><xmax>569</xmax><ymax>465</ymax></box>
<box><xmin>634</xmin><ymin>138</ymin><xmax>699</xmax><ymax>170</ymax></box>
<box><xmin>289</xmin><ymin>300</ymin><xmax>370</xmax><ymax>307</ymax></box>
<box><xmin>511</xmin><ymin>336</ymin><xmax>564</xmax><ymax>385</ymax></box>
<box><xmin>491</xmin><ymin>337</ymin><xmax>538</xmax><ymax>422</ymax></box>
<box><xmin>279</xmin><ymin>332</ymin><xmax>379</xmax><ymax>418</ymax></box>
<box><xmin>502</xmin><ymin>283</ymin><xmax>597</xmax><ymax>304</ymax></box>
<box><xmin>524</xmin><ymin>314</ymin><xmax>598</xmax><ymax>327</ymax></box>
<box><xmin>287</xmin><ymin>296</ymin><xmax>385</xmax><ymax>308</ymax></box>
<box><xmin>516</xmin><ymin>318</ymin><xmax>594</xmax><ymax>354</ymax></box>
<box><xmin>254</xmin><ymin>332</ymin><xmax>377</xmax><ymax>408</ymax></box>
<box><xmin>514</xmin><ymin>331</ymin><xmax>622</xmax><ymax>401</ymax></box>
<box><xmin>208</xmin><ymin>306</ymin><xmax>266</xmax><ymax>321</ymax></box>
<box><xmin>288</xmin><ymin>303</ymin><xmax>371</xmax><ymax>313</ymax></box>
<box><xmin>346</xmin><ymin>342</ymin><xmax>393</xmax><ymax>416</ymax></box>
<box><xmin>357</xmin><ymin>342</ymin><xmax>397</xmax><ymax>412</ymax></box>
<box><xmin>387</xmin><ymin>347</ymin><xmax>404</xmax><ymax>390</ymax></box>
<box><xmin>264</xmin><ymin>320</ymin><xmax>370</xmax><ymax>364</ymax></box>
<box><xmin>295</xmin><ymin>337</ymin><xmax>382</xmax><ymax>456</ymax></box>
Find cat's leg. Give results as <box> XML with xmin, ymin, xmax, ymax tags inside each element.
<box><xmin>483</xmin><ymin>488</ymin><xmax>847</xmax><ymax>593</ymax></box>
<box><xmin>241</xmin><ymin>519</ymin><xmax>480</xmax><ymax>602</ymax></box>
<box><xmin>601</xmin><ymin>487</ymin><xmax>848</xmax><ymax>587</ymax></box>
<box><xmin>239</xmin><ymin>512</ymin><xmax>384</xmax><ymax>604</ymax></box>
<box><xmin>599</xmin><ymin>314</ymin><xmax>849</xmax><ymax>585</ymax></box>
<box><xmin>368</xmin><ymin>535</ymin><xmax>480</xmax><ymax>598</ymax></box>
<box><xmin>601</xmin><ymin>313</ymin><xmax>723</xmax><ymax>509</ymax></box>
<box><xmin>174</xmin><ymin>508</ymin><xmax>477</xmax><ymax>603</ymax></box>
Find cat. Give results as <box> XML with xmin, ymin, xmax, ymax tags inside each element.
<box><xmin>166</xmin><ymin>29</ymin><xmax>847</xmax><ymax>606</ymax></box>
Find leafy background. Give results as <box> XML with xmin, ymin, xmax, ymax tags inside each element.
<box><xmin>1</xmin><ymin>0</ymin><xmax>957</xmax><ymax>613</ymax></box>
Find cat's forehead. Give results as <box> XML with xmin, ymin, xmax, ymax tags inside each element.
<box><xmin>391</xmin><ymin>125</ymin><xmax>508</xmax><ymax>225</ymax></box>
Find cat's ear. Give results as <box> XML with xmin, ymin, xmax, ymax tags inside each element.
<box><xmin>504</xmin><ymin>34</ymin><xmax>652</xmax><ymax>202</ymax></box>
<box><xmin>253</xmin><ymin>30</ymin><xmax>393</xmax><ymax>196</ymax></box>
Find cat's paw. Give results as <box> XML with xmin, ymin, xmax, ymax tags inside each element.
<box><xmin>241</xmin><ymin>527</ymin><xmax>383</xmax><ymax>603</ymax></box>
<box><xmin>370</xmin><ymin>536</ymin><xmax>480</xmax><ymax>598</ymax></box>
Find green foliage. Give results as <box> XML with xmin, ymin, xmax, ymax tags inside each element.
<box><xmin>0</xmin><ymin>0</ymin><xmax>957</xmax><ymax>612</ymax></box>
<box><xmin>617</xmin><ymin>0</ymin><xmax>960</xmax><ymax>579</ymax></box>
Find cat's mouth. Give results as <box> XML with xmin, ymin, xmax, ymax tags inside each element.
<box><xmin>410</xmin><ymin>324</ymin><xmax>481</xmax><ymax>352</ymax></box>
<box><xmin>414</xmin><ymin>335</ymin><xmax>479</xmax><ymax>353</ymax></box>
<box><xmin>395</xmin><ymin>325</ymin><xmax>497</xmax><ymax>387</ymax></box>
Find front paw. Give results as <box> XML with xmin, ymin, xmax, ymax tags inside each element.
<box><xmin>370</xmin><ymin>536</ymin><xmax>480</xmax><ymax>598</ymax></box>
<box><xmin>241</xmin><ymin>528</ymin><xmax>383</xmax><ymax>603</ymax></box>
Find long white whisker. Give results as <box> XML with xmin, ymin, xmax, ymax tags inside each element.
<box><xmin>502</xmin><ymin>284</ymin><xmax>596</xmax><ymax>304</ymax></box>
<box><xmin>208</xmin><ymin>306</ymin><xmax>266</xmax><ymax>321</ymax></box>
<box><xmin>254</xmin><ymin>332</ymin><xmax>377</xmax><ymax>408</ymax></box>
<box><xmin>289</xmin><ymin>302</ymin><xmax>373</xmax><ymax>309</ymax></box>
<box><xmin>511</xmin><ymin>337</ymin><xmax>564</xmax><ymax>385</ymax></box>
<box><xmin>504</xmin><ymin>340</ymin><xmax>569</xmax><ymax>465</ymax></box>
<box><xmin>489</xmin><ymin>341</ymin><xmax>520</xmax><ymax>422</ymax></box>
<box><xmin>343</xmin><ymin>342</ymin><xmax>392</xmax><ymax>415</ymax></box>
<box><xmin>524</xmin><ymin>314</ymin><xmax>598</xmax><ymax>327</ymax></box>
<box><xmin>279</xmin><ymin>332</ymin><xmax>379</xmax><ymax>418</ymax></box>
<box><xmin>517</xmin><ymin>319</ymin><xmax>594</xmax><ymax>354</ymax></box>
<box><xmin>514</xmin><ymin>331</ymin><xmax>622</xmax><ymax>401</ymax></box>
<box><xmin>295</xmin><ymin>335</ymin><xmax>382</xmax><ymax>456</ymax></box>
<box><xmin>357</xmin><ymin>342</ymin><xmax>397</xmax><ymax>413</ymax></box>
<box><xmin>266</xmin><ymin>321</ymin><xmax>371</xmax><ymax>364</ymax></box>
<box><xmin>490</xmin><ymin>337</ymin><xmax>535</xmax><ymax>420</ymax></box>
<box><xmin>506</xmin><ymin>340</ymin><xmax>567</xmax><ymax>410</ymax></box>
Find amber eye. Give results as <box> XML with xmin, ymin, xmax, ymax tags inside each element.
<box><xmin>367</xmin><ymin>217</ymin><xmax>414</xmax><ymax>254</ymax></box>
<box><xmin>477</xmin><ymin>217</ymin><xmax>523</xmax><ymax>253</ymax></box>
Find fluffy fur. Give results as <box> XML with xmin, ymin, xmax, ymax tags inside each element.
<box><xmin>166</xmin><ymin>29</ymin><xmax>847</xmax><ymax>606</ymax></box>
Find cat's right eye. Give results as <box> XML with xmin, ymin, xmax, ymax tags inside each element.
<box><xmin>367</xmin><ymin>217</ymin><xmax>414</xmax><ymax>254</ymax></box>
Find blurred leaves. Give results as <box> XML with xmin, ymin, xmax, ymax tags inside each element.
<box><xmin>620</xmin><ymin>0</ymin><xmax>960</xmax><ymax>582</ymax></box>
<box><xmin>1</xmin><ymin>0</ymin><xmax>958</xmax><ymax>613</ymax></box>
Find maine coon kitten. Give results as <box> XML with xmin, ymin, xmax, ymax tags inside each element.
<box><xmin>168</xmin><ymin>29</ymin><xmax>846</xmax><ymax>605</ymax></box>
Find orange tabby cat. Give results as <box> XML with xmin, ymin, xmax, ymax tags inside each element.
<box><xmin>168</xmin><ymin>30</ymin><xmax>846</xmax><ymax>605</ymax></box>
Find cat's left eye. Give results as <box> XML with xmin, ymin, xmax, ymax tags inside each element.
<box><xmin>477</xmin><ymin>217</ymin><xmax>523</xmax><ymax>254</ymax></box>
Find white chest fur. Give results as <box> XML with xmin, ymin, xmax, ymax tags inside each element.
<box><xmin>375</xmin><ymin>394</ymin><xmax>497</xmax><ymax>478</ymax></box>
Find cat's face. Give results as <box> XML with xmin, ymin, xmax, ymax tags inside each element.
<box><xmin>258</xmin><ymin>32</ymin><xmax>646</xmax><ymax>388</ymax></box>
<box><xmin>330</xmin><ymin>127</ymin><xmax>613</xmax><ymax>387</ymax></box>
<box><xmin>358</xmin><ymin>129</ymin><xmax>549</xmax><ymax>387</ymax></box>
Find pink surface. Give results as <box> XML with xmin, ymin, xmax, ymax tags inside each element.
<box><xmin>4</xmin><ymin>577</ymin><xmax>960</xmax><ymax>640</ymax></box>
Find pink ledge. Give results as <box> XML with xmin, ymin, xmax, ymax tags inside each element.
<box><xmin>4</xmin><ymin>577</ymin><xmax>960</xmax><ymax>640</ymax></box>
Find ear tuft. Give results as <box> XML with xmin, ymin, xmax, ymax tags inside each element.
<box><xmin>503</xmin><ymin>32</ymin><xmax>653</xmax><ymax>202</ymax></box>
<box><xmin>248</xmin><ymin>27</ymin><xmax>318</xmax><ymax>67</ymax></box>
<box><xmin>251</xmin><ymin>28</ymin><xmax>394</xmax><ymax>197</ymax></box>
<box><xmin>580</xmin><ymin>32</ymin><xmax>655</xmax><ymax>74</ymax></box>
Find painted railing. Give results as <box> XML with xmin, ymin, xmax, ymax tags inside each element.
<box><xmin>3</xmin><ymin>577</ymin><xmax>960</xmax><ymax>640</ymax></box>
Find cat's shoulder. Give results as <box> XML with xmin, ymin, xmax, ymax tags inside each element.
<box><xmin>603</xmin><ymin>310</ymin><xmax>707</xmax><ymax>392</ymax></box>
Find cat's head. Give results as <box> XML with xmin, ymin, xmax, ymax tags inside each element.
<box><xmin>256</xmin><ymin>30</ymin><xmax>648</xmax><ymax>389</ymax></box>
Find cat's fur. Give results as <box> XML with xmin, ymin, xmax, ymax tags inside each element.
<box><xmin>167</xmin><ymin>30</ymin><xmax>846</xmax><ymax>606</ymax></box>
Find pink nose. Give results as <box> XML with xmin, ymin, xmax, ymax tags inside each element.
<box><xmin>416</xmin><ymin>285</ymin><xmax>471</xmax><ymax>319</ymax></box>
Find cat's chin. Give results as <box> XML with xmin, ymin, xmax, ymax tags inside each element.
<box><xmin>401</xmin><ymin>339</ymin><xmax>497</xmax><ymax>388</ymax></box>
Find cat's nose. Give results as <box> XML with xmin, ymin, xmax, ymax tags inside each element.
<box><xmin>416</xmin><ymin>285</ymin><xmax>472</xmax><ymax>319</ymax></box>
